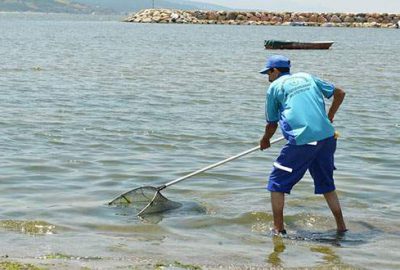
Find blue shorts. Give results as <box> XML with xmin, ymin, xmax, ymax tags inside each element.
<box><xmin>267</xmin><ymin>136</ymin><xmax>337</xmax><ymax>194</ymax></box>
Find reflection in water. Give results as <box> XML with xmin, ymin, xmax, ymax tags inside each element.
<box><xmin>266</xmin><ymin>237</ymin><xmax>343</xmax><ymax>269</ymax></box>
<box><xmin>310</xmin><ymin>245</ymin><xmax>341</xmax><ymax>266</ymax></box>
<box><xmin>267</xmin><ymin>235</ymin><xmax>286</xmax><ymax>267</ymax></box>
<box><xmin>266</xmin><ymin>235</ymin><xmax>342</xmax><ymax>269</ymax></box>
<box><xmin>266</xmin><ymin>230</ymin><xmax>361</xmax><ymax>268</ymax></box>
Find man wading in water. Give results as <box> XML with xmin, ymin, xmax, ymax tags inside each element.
<box><xmin>259</xmin><ymin>55</ymin><xmax>347</xmax><ymax>235</ymax></box>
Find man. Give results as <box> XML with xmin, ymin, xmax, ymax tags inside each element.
<box><xmin>259</xmin><ymin>55</ymin><xmax>347</xmax><ymax>235</ymax></box>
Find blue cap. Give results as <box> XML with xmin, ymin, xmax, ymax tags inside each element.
<box><xmin>259</xmin><ymin>55</ymin><xmax>291</xmax><ymax>74</ymax></box>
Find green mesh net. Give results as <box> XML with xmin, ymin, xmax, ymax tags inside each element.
<box><xmin>109</xmin><ymin>186</ymin><xmax>182</xmax><ymax>215</ymax></box>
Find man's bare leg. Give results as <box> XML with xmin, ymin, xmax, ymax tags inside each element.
<box><xmin>323</xmin><ymin>190</ymin><xmax>347</xmax><ymax>232</ymax></box>
<box><xmin>271</xmin><ymin>192</ymin><xmax>285</xmax><ymax>233</ymax></box>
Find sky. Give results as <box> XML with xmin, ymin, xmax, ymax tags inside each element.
<box><xmin>194</xmin><ymin>0</ymin><xmax>400</xmax><ymax>13</ymax></box>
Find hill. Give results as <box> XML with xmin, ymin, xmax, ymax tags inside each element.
<box><xmin>0</xmin><ymin>0</ymin><xmax>98</xmax><ymax>13</ymax></box>
<box><xmin>0</xmin><ymin>0</ymin><xmax>230</xmax><ymax>14</ymax></box>
<box><xmin>74</xmin><ymin>0</ymin><xmax>229</xmax><ymax>13</ymax></box>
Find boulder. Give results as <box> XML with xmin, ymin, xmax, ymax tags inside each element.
<box><xmin>260</xmin><ymin>14</ymin><xmax>270</xmax><ymax>21</ymax></box>
<box><xmin>344</xmin><ymin>16</ymin><xmax>355</xmax><ymax>23</ymax></box>
<box><xmin>123</xmin><ymin>8</ymin><xmax>400</xmax><ymax>28</ymax></box>
<box><xmin>271</xmin><ymin>16</ymin><xmax>283</xmax><ymax>23</ymax></box>
<box><xmin>236</xmin><ymin>14</ymin><xmax>246</xmax><ymax>20</ymax></box>
<box><xmin>309</xmin><ymin>14</ymin><xmax>318</xmax><ymax>22</ymax></box>
<box><xmin>317</xmin><ymin>15</ymin><xmax>328</xmax><ymax>23</ymax></box>
<box><xmin>321</xmin><ymin>22</ymin><xmax>335</xmax><ymax>27</ymax></box>
<box><xmin>248</xmin><ymin>15</ymin><xmax>260</xmax><ymax>21</ymax></box>
<box><xmin>354</xmin><ymin>16</ymin><xmax>367</xmax><ymax>23</ymax></box>
<box><xmin>142</xmin><ymin>18</ymin><xmax>152</xmax><ymax>23</ymax></box>
<box><xmin>330</xmin><ymin>14</ymin><xmax>342</xmax><ymax>23</ymax></box>
<box><xmin>207</xmin><ymin>11</ymin><xmax>218</xmax><ymax>20</ymax></box>
<box><xmin>218</xmin><ymin>15</ymin><xmax>227</xmax><ymax>21</ymax></box>
<box><xmin>226</xmin><ymin>11</ymin><xmax>238</xmax><ymax>20</ymax></box>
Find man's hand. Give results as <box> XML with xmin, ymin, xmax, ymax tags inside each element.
<box><xmin>260</xmin><ymin>122</ymin><xmax>278</xmax><ymax>150</ymax></box>
<box><xmin>260</xmin><ymin>136</ymin><xmax>271</xmax><ymax>150</ymax></box>
<box><xmin>328</xmin><ymin>87</ymin><xmax>345</xmax><ymax>123</ymax></box>
<box><xmin>328</xmin><ymin>112</ymin><xmax>335</xmax><ymax>123</ymax></box>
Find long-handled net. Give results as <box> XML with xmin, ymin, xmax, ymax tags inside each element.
<box><xmin>109</xmin><ymin>137</ymin><xmax>285</xmax><ymax>216</ymax></box>
<box><xmin>108</xmin><ymin>186</ymin><xmax>182</xmax><ymax>215</ymax></box>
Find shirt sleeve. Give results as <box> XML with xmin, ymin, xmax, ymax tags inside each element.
<box><xmin>312</xmin><ymin>75</ymin><xmax>335</xmax><ymax>99</ymax></box>
<box><xmin>265</xmin><ymin>86</ymin><xmax>279</xmax><ymax>123</ymax></box>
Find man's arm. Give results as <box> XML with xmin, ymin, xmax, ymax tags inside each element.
<box><xmin>260</xmin><ymin>122</ymin><xmax>278</xmax><ymax>150</ymax></box>
<box><xmin>328</xmin><ymin>87</ymin><xmax>346</xmax><ymax>123</ymax></box>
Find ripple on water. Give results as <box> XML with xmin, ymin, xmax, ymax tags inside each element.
<box><xmin>172</xmin><ymin>211</ymin><xmax>273</xmax><ymax>230</ymax></box>
<box><xmin>0</xmin><ymin>220</ymin><xmax>59</xmax><ymax>235</ymax></box>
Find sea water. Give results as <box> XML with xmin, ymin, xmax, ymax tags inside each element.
<box><xmin>0</xmin><ymin>12</ymin><xmax>399</xmax><ymax>269</ymax></box>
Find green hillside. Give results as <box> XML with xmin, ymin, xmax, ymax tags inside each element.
<box><xmin>75</xmin><ymin>0</ymin><xmax>229</xmax><ymax>13</ymax></box>
<box><xmin>0</xmin><ymin>0</ymin><xmax>229</xmax><ymax>14</ymax></box>
<box><xmin>0</xmin><ymin>0</ymin><xmax>99</xmax><ymax>13</ymax></box>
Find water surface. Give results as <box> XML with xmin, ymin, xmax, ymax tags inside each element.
<box><xmin>0</xmin><ymin>12</ymin><xmax>399</xmax><ymax>269</ymax></box>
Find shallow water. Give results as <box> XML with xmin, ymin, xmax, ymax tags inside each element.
<box><xmin>0</xmin><ymin>12</ymin><xmax>399</xmax><ymax>269</ymax></box>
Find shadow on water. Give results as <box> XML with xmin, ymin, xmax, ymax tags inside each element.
<box><xmin>282</xmin><ymin>218</ymin><xmax>384</xmax><ymax>247</ymax></box>
<box><xmin>110</xmin><ymin>199</ymin><xmax>207</xmax><ymax>224</ymax></box>
<box><xmin>266</xmin><ymin>228</ymin><xmax>374</xmax><ymax>269</ymax></box>
<box><xmin>265</xmin><ymin>220</ymin><xmax>384</xmax><ymax>268</ymax></box>
<box><xmin>284</xmin><ymin>229</ymin><xmax>366</xmax><ymax>247</ymax></box>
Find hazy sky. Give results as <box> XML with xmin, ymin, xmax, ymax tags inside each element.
<box><xmin>195</xmin><ymin>0</ymin><xmax>400</xmax><ymax>13</ymax></box>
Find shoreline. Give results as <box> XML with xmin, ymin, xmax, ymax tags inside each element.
<box><xmin>125</xmin><ymin>9</ymin><xmax>400</xmax><ymax>28</ymax></box>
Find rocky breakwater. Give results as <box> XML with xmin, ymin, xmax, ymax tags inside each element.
<box><xmin>125</xmin><ymin>9</ymin><xmax>400</xmax><ymax>28</ymax></box>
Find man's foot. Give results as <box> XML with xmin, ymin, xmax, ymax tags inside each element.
<box><xmin>337</xmin><ymin>229</ymin><xmax>348</xmax><ymax>236</ymax></box>
<box><xmin>271</xmin><ymin>228</ymin><xmax>287</xmax><ymax>237</ymax></box>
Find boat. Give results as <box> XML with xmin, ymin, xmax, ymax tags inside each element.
<box><xmin>264</xmin><ymin>40</ymin><xmax>334</xmax><ymax>50</ymax></box>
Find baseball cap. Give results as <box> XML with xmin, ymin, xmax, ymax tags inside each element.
<box><xmin>259</xmin><ymin>55</ymin><xmax>291</xmax><ymax>74</ymax></box>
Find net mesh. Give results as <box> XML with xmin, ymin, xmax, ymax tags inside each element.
<box><xmin>109</xmin><ymin>186</ymin><xmax>182</xmax><ymax>215</ymax></box>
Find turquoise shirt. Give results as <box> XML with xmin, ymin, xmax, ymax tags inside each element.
<box><xmin>265</xmin><ymin>72</ymin><xmax>335</xmax><ymax>145</ymax></box>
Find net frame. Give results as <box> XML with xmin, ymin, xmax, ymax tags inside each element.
<box><xmin>109</xmin><ymin>186</ymin><xmax>182</xmax><ymax>215</ymax></box>
<box><xmin>109</xmin><ymin>137</ymin><xmax>285</xmax><ymax>216</ymax></box>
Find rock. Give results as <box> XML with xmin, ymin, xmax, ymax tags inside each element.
<box><xmin>298</xmin><ymin>16</ymin><xmax>307</xmax><ymax>22</ymax></box>
<box><xmin>317</xmin><ymin>15</ymin><xmax>328</xmax><ymax>23</ymax></box>
<box><xmin>354</xmin><ymin>16</ymin><xmax>367</xmax><ymax>23</ymax></box>
<box><xmin>248</xmin><ymin>16</ymin><xmax>259</xmax><ymax>21</ymax></box>
<box><xmin>290</xmin><ymin>21</ymin><xmax>306</xmax><ymax>26</ymax></box>
<box><xmin>260</xmin><ymin>14</ymin><xmax>270</xmax><ymax>21</ymax></box>
<box><xmin>236</xmin><ymin>14</ymin><xmax>246</xmax><ymax>21</ymax></box>
<box><xmin>271</xmin><ymin>16</ymin><xmax>283</xmax><ymax>23</ymax></box>
<box><xmin>218</xmin><ymin>15</ymin><xmax>227</xmax><ymax>21</ymax></box>
<box><xmin>329</xmin><ymin>14</ymin><xmax>341</xmax><ymax>23</ymax></box>
<box><xmin>322</xmin><ymin>22</ymin><xmax>335</xmax><ymax>27</ymax></box>
<box><xmin>344</xmin><ymin>15</ymin><xmax>355</xmax><ymax>23</ymax></box>
<box><xmin>193</xmin><ymin>11</ymin><xmax>207</xmax><ymax>20</ymax></box>
<box><xmin>369</xmin><ymin>22</ymin><xmax>380</xmax><ymax>27</ymax></box>
<box><xmin>142</xmin><ymin>18</ymin><xmax>152</xmax><ymax>23</ymax></box>
<box><xmin>171</xmin><ymin>13</ymin><xmax>179</xmax><ymax>20</ymax></box>
<box><xmin>309</xmin><ymin>14</ymin><xmax>318</xmax><ymax>22</ymax></box>
<box><xmin>217</xmin><ymin>11</ymin><xmax>227</xmax><ymax>16</ymax></box>
<box><xmin>226</xmin><ymin>11</ymin><xmax>238</xmax><ymax>20</ymax></box>
<box><xmin>124</xmin><ymin>9</ymin><xmax>400</xmax><ymax>28</ymax></box>
<box><xmin>207</xmin><ymin>11</ymin><xmax>218</xmax><ymax>20</ymax></box>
